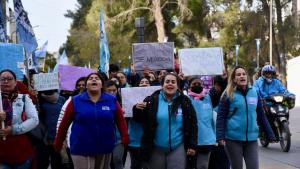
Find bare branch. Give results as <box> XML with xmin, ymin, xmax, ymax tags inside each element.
<box><xmin>281</xmin><ymin>0</ymin><xmax>292</xmax><ymax>8</ymax></box>
<box><xmin>110</xmin><ymin>7</ymin><xmax>152</xmax><ymax>23</ymax></box>
<box><xmin>162</xmin><ymin>1</ymin><xmax>178</xmax><ymax>9</ymax></box>
<box><xmin>177</xmin><ymin>0</ymin><xmax>193</xmax><ymax>20</ymax></box>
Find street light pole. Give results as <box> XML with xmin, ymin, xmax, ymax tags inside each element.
<box><xmin>269</xmin><ymin>0</ymin><xmax>273</xmax><ymax>65</ymax></box>
<box><xmin>255</xmin><ymin>38</ymin><xmax>261</xmax><ymax>68</ymax></box>
<box><xmin>235</xmin><ymin>44</ymin><xmax>240</xmax><ymax>66</ymax></box>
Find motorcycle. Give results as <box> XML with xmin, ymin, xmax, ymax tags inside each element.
<box><xmin>259</xmin><ymin>93</ymin><xmax>295</xmax><ymax>152</ymax></box>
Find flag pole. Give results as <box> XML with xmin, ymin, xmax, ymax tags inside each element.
<box><xmin>0</xmin><ymin>84</ymin><xmax>6</xmax><ymax>140</ymax></box>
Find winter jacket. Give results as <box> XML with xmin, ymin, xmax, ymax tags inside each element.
<box><xmin>216</xmin><ymin>87</ymin><xmax>275</xmax><ymax>142</ymax></box>
<box><xmin>40</xmin><ymin>96</ymin><xmax>66</xmax><ymax>143</ymax></box>
<box><xmin>54</xmin><ymin>92</ymin><xmax>128</xmax><ymax>156</ymax></box>
<box><xmin>0</xmin><ymin>94</ymin><xmax>39</xmax><ymax>164</ymax></box>
<box><xmin>140</xmin><ymin>90</ymin><xmax>198</xmax><ymax>161</ymax></box>
<box><xmin>253</xmin><ymin>77</ymin><xmax>289</xmax><ymax>98</ymax></box>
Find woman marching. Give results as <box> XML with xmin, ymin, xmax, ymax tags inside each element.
<box><xmin>216</xmin><ymin>66</ymin><xmax>276</xmax><ymax>169</ymax></box>
<box><xmin>140</xmin><ymin>73</ymin><xmax>198</xmax><ymax>169</ymax></box>
<box><xmin>187</xmin><ymin>76</ymin><xmax>225</xmax><ymax>169</ymax></box>
<box><xmin>0</xmin><ymin>69</ymin><xmax>39</xmax><ymax>168</ymax></box>
<box><xmin>54</xmin><ymin>72</ymin><xmax>128</xmax><ymax>169</ymax></box>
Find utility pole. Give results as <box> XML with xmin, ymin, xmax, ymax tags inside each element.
<box><xmin>269</xmin><ymin>0</ymin><xmax>273</xmax><ymax>65</ymax></box>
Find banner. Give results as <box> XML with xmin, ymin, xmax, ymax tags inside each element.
<box><xmin>0</xmin><ymin>43</ymin><xmax>24</xmax><ymax>80</ymax></box>
<box><xmin>58</xmin><ymin>65</ymin><xmax>95</xmax><ymax>91</ymax></box>
<box><xmin>99</xmin><ymin>12</ymin><xmax>110</xmax><ymax>75</ymax></box>
<box><xmin>13</xmin><ymin>0</ymin><xmax>38</xmax><ymax>53</ymax></box>
<box><xmin>33</xmin><ymin>73</ymin><xmax>59</xmax><ymax>91</ymax></box>
<box><xmin>179</xmin><ymin>47</ymin><xmax>224</xmax><ymax>76</ymax></box>
<box><xmin>121</xmin><ymin>86</ymin><xmax>161</xmax><ymax>117</ymax></box>
<box><xmin>132</xmin><ymin>42</ymin><xmax>174</xmax><ymax>71</ymax></box>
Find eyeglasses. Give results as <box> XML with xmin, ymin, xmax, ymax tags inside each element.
<box><xmin>117</xmin><ymin>76</ymin><xmax>125</xmax><ymax>79</ymax></box>
<box><xmin>0</xmin><ymin>77</ymin><xmax>14</xmax><ymax>82</ymax></box>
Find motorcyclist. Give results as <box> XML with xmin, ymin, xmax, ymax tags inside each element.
<box><xmin>253</xmin><ymin>65</ymin><xmax>293</xmax><ymax>98</ymax></box>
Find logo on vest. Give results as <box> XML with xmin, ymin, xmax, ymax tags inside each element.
<box><xmin>177</xmin><ymin>107</ymin><xmax>183</xmax><ymax>116</ymax></box>
<box><xmin>102</xmin><ymin>106</ymin><xmax>110</xmax><ymax>111</ymax></box>
<box><xmin>247</xmin><ymin>97</ymin><xmax>257</xmax><ymax>105</ymax></box>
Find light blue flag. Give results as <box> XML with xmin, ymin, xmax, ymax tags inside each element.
<box><xmin>35</xmin><ymin>41</ymin><xmax>48</xmax><ymax>58</ymax></box>
<box><xmin>0</xmin><ymin>2</ymin><xmax>7</xmax><ymax>42</ymax></box>
<box><xmin>99</xmin><ymin>12</ymin><xmax>110</xmax><ymax>75</ymax></box>
<box><xmin>13</xmin><ymin>0</ymin><xmax>38</xmax><ymax>53</ymax></box>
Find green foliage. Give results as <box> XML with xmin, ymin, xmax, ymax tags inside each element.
<box><xmin>61</xmin><ymin>0</ymin><xmax>299</xmax><ymax>74</ymax></box>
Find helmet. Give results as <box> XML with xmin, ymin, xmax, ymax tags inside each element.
<box><xmin>261</xmin><ymin>65</ymin><xmax>276</xmax><ymax>75</ymax></box>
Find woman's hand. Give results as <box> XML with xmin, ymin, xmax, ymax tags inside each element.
<box><xmin>135</xmin><ymin>102</ymin><xmax>147</xmax><ymax>110</ymax></box>
<box><xmin>186</xmin><ymin>148</ymin><xmax>196</xmax><ymax>156</ymax></box>
<box><xmin>0</xmin><ymin>111</ymin><xmax>6</xmax><ymax>121</ymax></box>
<box><xmin>0</xmin><ymin>126</ymin><xmax>12</xmax><ymax>137</ymax></box>
<box><xmin>218</xmin><ymin>139</ymin><xmax>226</xmax><ymax>146</ymax></box>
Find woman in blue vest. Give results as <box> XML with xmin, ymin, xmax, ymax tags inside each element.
<box><xmin>140</xmin><ymin>73</ymin><xmax>198</xmax><ymax>169</ymax></box>
<box><xmin>187</xmin><ymin>77</ymin><xmax>224</xmax><ymax>169</ymax></box>
<box><xmin>216</xmin><ymin>66</ymin><xmax>276</xmax><ymax>169</ymax></box>
<box><xmin>54</xmin><ymin>72</ymin><xmax>129</xmax><ymax>169</ymax></box>
<box><xmin>129</xmin><ymin>77</ymin><xmax>151</xmax><ymax>169</ymax></box>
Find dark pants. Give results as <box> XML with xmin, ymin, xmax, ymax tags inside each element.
<box><xmin>36</xmin><ymin>143</ymin><xmax>63</xmax><ymax>169</ymax></box>
<box><xmin>128</xmin><ymin>147</ymin><xmax>142</xmax><ymax>169</ymax></box>
<box><xmin>208</xmin><ymin>145</ymin><xmax>230</xmax><ymax>169</ymax></box>
<box><xmin>224</xmin><ymin>140</ymin><xmax>258</xmax><ymax>169</ymax></box>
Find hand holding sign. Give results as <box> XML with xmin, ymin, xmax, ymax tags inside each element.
<box><xmin>132</xmin><ymin>42</ymin><xmax>174</xmax><ymax>71</ymax></box>
<box><xmin>179</xmin><ymin>47</ymin><xmax>224</xmax><ymax>76</ymax></box>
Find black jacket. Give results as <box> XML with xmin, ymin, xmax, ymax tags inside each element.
<box><xmin>139</xmin><ymin>90</ymin><xmax>198</xmax><ymax>161</ymax></box>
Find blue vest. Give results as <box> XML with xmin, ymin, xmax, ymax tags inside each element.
<box><xmin>190</xmin><ymin>95</ymin><xmax>216</xmax><ymax>145</ymax></box>
<box><xmin>128</xmin><ymin>119</ymin><xmax>143</xmax><ymax>147</ymax></box>
<box><xmin>226</xmin><ymin>88</ymin><xmax>259</xmax><ymax>141</ymax></box>
<box><xmin>154</xmin><ymin>91</ymin><xmax>183</xmax><ymax>150</ymax></box>
<box><xmin>70</xmin><ymin>92</ymin><xmax>116</xmax><ymax>156</ymax></box>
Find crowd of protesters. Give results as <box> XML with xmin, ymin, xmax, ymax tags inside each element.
<box><xmin>1</xmin><ymin>62</ymin><xmax>288</xmax><ymax>169</ymax></box>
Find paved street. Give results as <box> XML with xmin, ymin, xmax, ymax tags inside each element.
<box><xmin>123</xmin><ymin>107</ymin><xmax>300</xmax><ymax>169</ymax></box>
<box><xmin>259</xmin><ymin>107</ymin><xmax>300</xmax><ymax>169</ymax></box>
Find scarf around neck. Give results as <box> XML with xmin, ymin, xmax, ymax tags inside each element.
<box><xmin>188</xmin><ymin>89</ymin><xmax>207</xmax><ymax>100</ymax></box>
<box><xmin>1</xmin><ymin>89</ymin><xmax>18</xmax><ymax>126</ymax></box>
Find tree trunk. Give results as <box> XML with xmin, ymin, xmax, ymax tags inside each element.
<box><xmin>275</xmin><ymin>0</ymin><xmax>287</xmax><ymax>86</ymax></box>
<box><xmin>152</xmin><ymin>0</ymin><xmax>166</xmax><ymax>42</ymax></box>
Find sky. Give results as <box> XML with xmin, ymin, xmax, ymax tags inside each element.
<box><xmin>8</xmin><ymin>0</ymin><xmax>77</xmax><ymax>53</ymax></box>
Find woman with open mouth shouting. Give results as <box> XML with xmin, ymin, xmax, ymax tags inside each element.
<box><xmin>54</xmin><ymin>72</ymin><xmax>128</xmax><ymax>169</ymax></box>
<box><xmin>216</xmin><ymin>66</ymin><xmax>276</xmax><ymax>169</ymax></box>
<box><xmin>139</xmin><ymin>73</ymin><xmax>198</xmax><ymax>169</ymax></box>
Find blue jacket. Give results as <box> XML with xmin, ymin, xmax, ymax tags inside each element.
<box><xmin>190</xmin><ymin>95</ymin><xmax>216</xmax><ymax>146</ymax></box>
<box><xmin>70</xmin><ymin>92</ymin><xmax>117</xmax><ymax>155</ymax></box>
<box><xmin>128</xmin><ymin>120</ymin><xmax>143</xmax><ymax>147</ymax></box>
<box><xmin>253</xmin><ymin>77</ymin><xmax>288</xmax><ymax>98</ymax></box>
<box><xmin>40</xmin><ymin>96</ymin><xmax>66</xmax><ymax>142</ymax></box>
<box><xmin>216</xmin><ymin>87</ymin><xmax>275</xmax><ymax>141</ymax></box>
<box><xmin>154</xmin><ymin>91</ymin><xmax>183</xmax><ymax>150</ymax></box>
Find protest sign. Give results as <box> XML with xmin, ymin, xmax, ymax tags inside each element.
<box><xmin>0</xmin><ymin>43</ymin><xmax>24</xmax><ymax>80</ymax></box>
<box><xmin>121</xmin><ymin>86</ymin><xmax>161</xmax><ymax>117</ymax></box>
<box><xmin>33</xmin><ymin>73</ymin><xmax>59</xmax><ymax>91</ymax></box>
<box><xmin>132</xmin><ymin>42</ymin><xmax>174</xmax><ymax>71</ymax></box>
<box><xmin>179</xmin><ymin>47</ymin><xmax>224</xmax><ymax>76</ymax></box>
<box><xmin>58</xmin><ymin>65</ymin><xmax>95</xmax><ymax>91</ymax></box>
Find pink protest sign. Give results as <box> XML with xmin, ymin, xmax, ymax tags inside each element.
<box><xmin>58</xmin><ymin>65</ymin><xmax>96</xmax><ymax>91</ymax></box>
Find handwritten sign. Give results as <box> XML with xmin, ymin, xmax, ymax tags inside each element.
<box><xmin>58</xmin><ymin>65</ymin><xmax>96</xmax><ymax>91</ymax></box>
<box><xmin>132</xmin><ymin>42</ymin><xmax>174</xmax><ymax>71</ymax></box>
<box><xmin>33</xmin><ymin>73</ymin><xmax>59</xmax><ymax>91</ymax></box>
<box><xmin>121</xmin><ymin>86</ymin><xmax>161</xmax><ymax>117</ymax></box>
<box><xmin>179</xmin><ymin>47</ymin><xmax>224</xmax><ymax>76</ymax></box>
<box><xmin>0</xmin><ymin>43</ymin><xmax>24</xmax><ymax>80</ymax></box>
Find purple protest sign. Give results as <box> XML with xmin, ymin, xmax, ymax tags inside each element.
<box><xmin>58</xmin><ymin>65</ymin><xmax>96</xmax><ymax>91</ymax></box>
